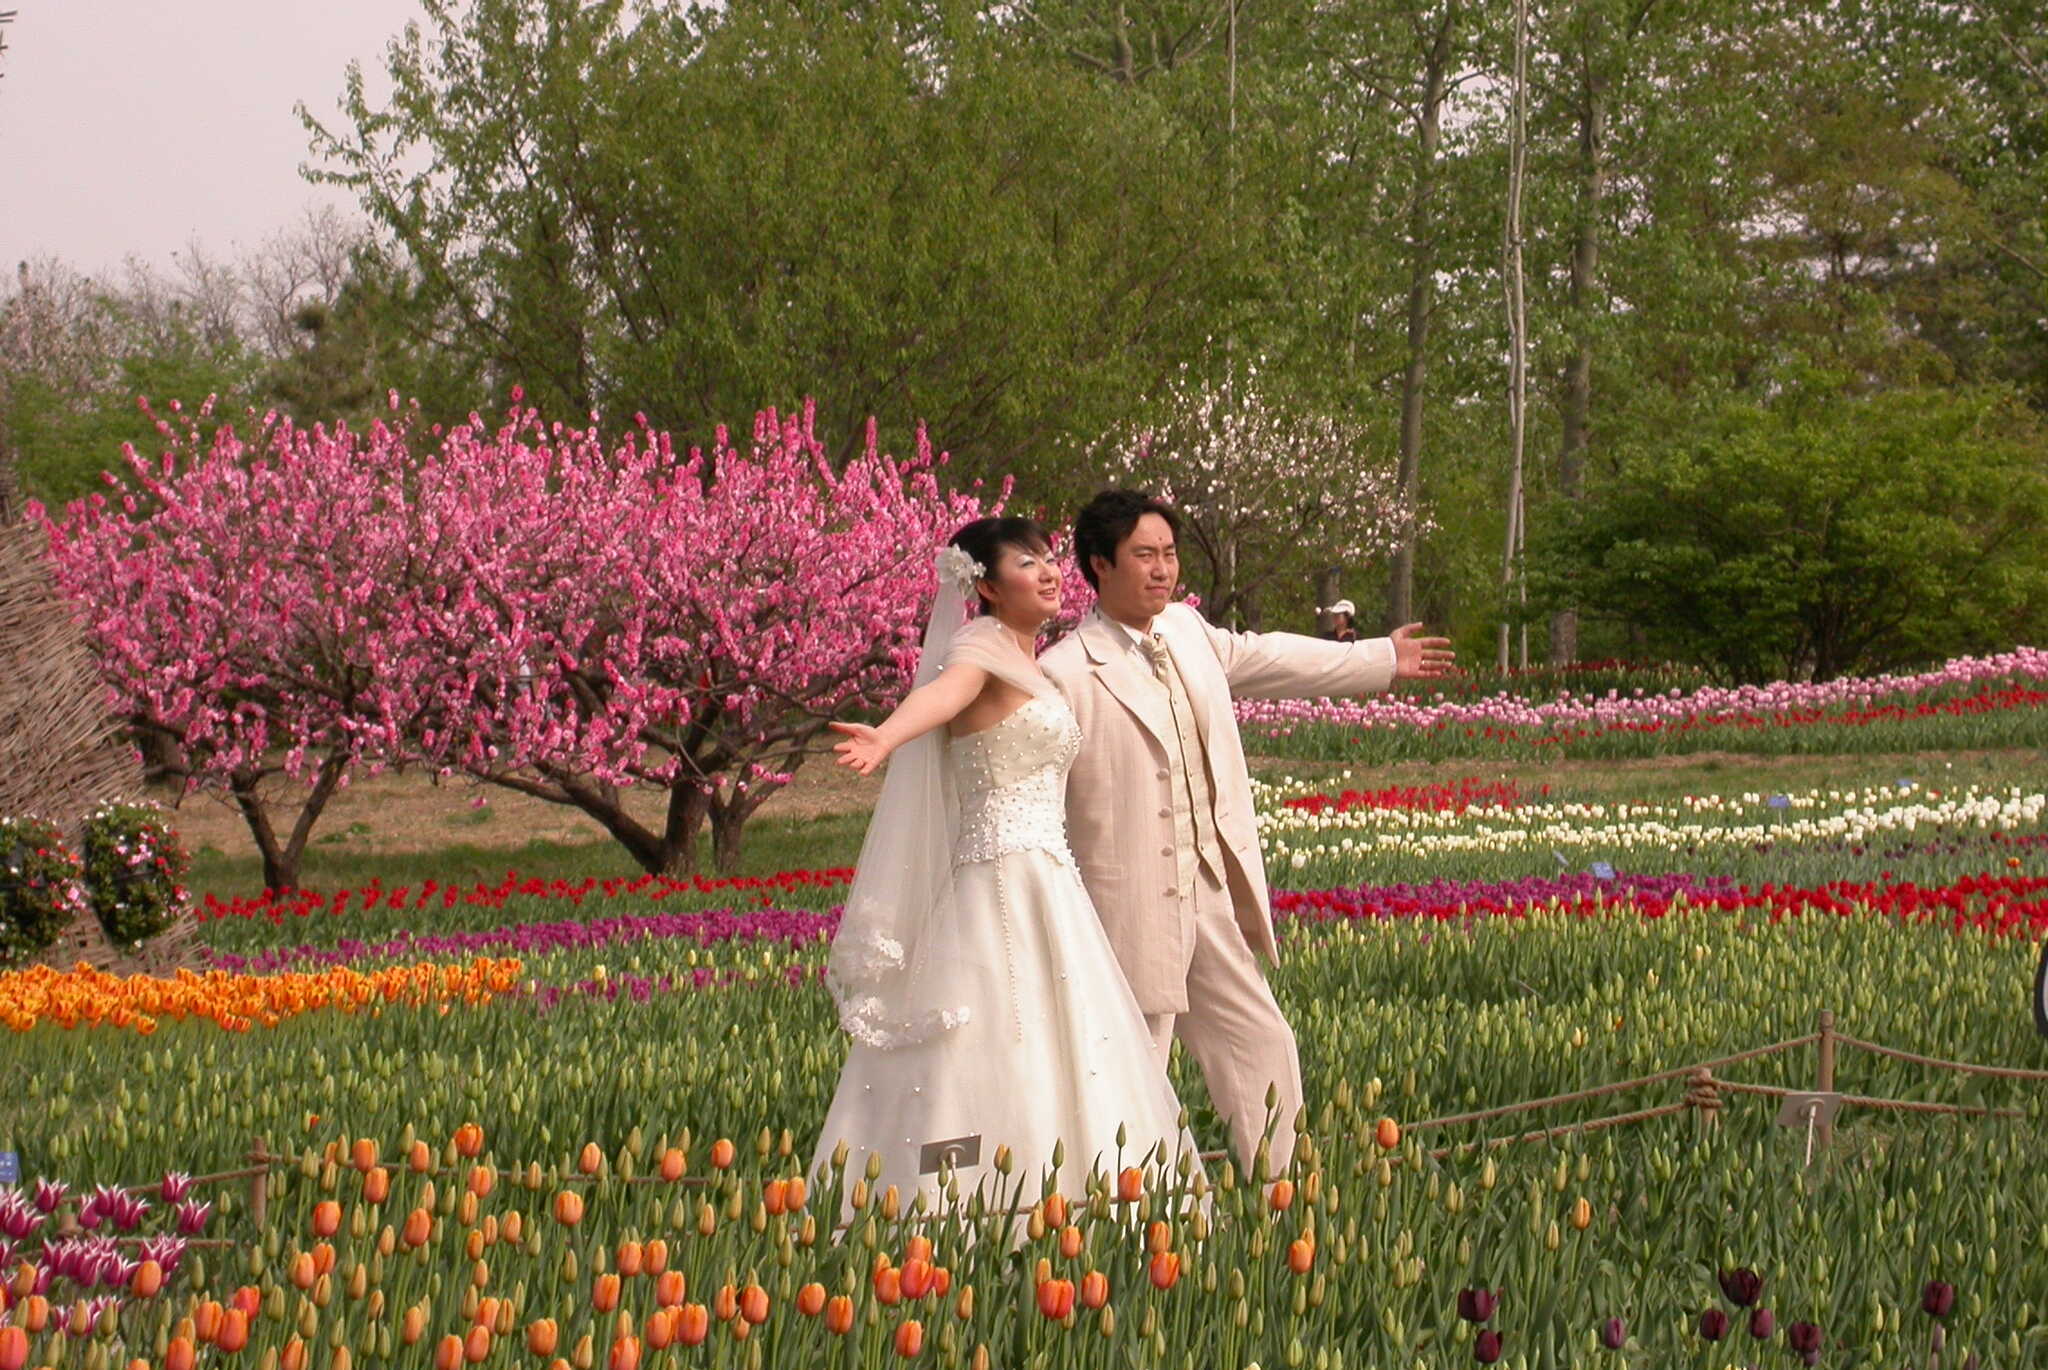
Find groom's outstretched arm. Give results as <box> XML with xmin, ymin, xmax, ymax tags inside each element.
<box><xmin>1187</xmin><ymin>605</ymin><xmax>1399</xmax><ymax>701</ymax></box>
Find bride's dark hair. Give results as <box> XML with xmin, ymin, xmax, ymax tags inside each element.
<box><xmin>949</xmin><ymin>516</ymin><xmax>1053</xmax><ymax>615</ymax></box>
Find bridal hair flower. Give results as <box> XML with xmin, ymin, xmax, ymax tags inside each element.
<box><xmin>935</xmin><ymin>545</ymin><xmax>986</xmax><ymax>595</ymax></box>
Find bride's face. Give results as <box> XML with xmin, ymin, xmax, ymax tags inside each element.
<box><xmin>977</xmin><ymin>542</ymin><xmax>1062</xmax><ymax>627</ymax></box>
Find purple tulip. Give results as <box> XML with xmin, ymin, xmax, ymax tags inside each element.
<box><xmin>1717</xmin><ymin>1268</ymin><xmax>1763</xmax><ymax>1307</ymax></box>
<box><xmin>1749</xmin><ymin>1307</ymin><xmax>1775</xmax><ymax>1339</ymax></box>
<box><xmin>159</xmin><ymin>1171</ymin><xmax>195</xmax><ymax>1203</ymax></box>
<box><xmin>1599</xmin><ymin>1318</ymin><xmax>1626</xmax><ymax>1350</ymax></box>
<box><xmin>1458</xmin><ymin>1289</ymin><xmax>1499</xmax><ymax>1323</ymax></box>
<box><xmin>1787</xmin><ymin>1321</ymin><xmax>1823</xmax><ymax>1355</ymax></box>
<box><xmin>1922</xmin><ymin>1281</ymin><xmax>1955</xmax><ymax>1318</ymax></box>
<box><xmin>1698</xmin><ymin>1309</ymin><xmax>1730</xmax><ymax>1342</ymax></box>
<box><xmin>1473</xmin><ymin>1330</ymin><xmax>1503</xmax><ymax>1364</ymax></box>
<box><xmin>31</xmin><ymin>1179</ymin><xmax>69</xmax><ymax>1214</ymax></box>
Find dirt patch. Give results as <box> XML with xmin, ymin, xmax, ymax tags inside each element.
<box><xmin>160</xmin><ymin>761</ymin><xmax>883</xmax><ymax>862</ymax></box>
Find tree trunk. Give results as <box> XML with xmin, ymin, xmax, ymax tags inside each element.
<box><xmin>708</xmin><ymin>788</ymin><xmax>772</xmax><ymax>875</ymax></box>
<box><xmin>1314</xmin><ymin>566</ymin><xmax>1342</xmax><ymax>635</ymax></box>
<box><xmin>228</xmin><ymin>751</ymin><xmax>348</xmax><ymax>893</ymax></box>
<box><xmin>487</xmin><ymin>769</ymin><xmax>712</xmax><ymax>875</ymax></box>
<box><xmin>1551</xmin><ymin>54</ymin><xmax>1605</xmax><ymax>666</ymax></box>
<box><xmin>1386</xmin><ymin>7</ymin><xmax>1457</xmax><ymax>633</ymax></box>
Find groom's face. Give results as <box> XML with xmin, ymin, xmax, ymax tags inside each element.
<box><xmin>1093</xmin><ymin>513</ymin><xmax>1179</xmax><ymax>625</ymax></box>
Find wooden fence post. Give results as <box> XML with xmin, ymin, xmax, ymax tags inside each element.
<box><xmin>1816</xmin><ymin>1010</ymin><xmax>1836</xmax><ymax>1151</ymax></box>
<box><xmin>249</xmin><ymin>1136</ymin><xmax>269</xmax><ymax>1230</ymax></box>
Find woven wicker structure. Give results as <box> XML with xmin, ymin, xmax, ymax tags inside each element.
<box><xmin>0</xmin><ymin>452</ymin><xmax>196</xmax><ymax>971</ymax></box>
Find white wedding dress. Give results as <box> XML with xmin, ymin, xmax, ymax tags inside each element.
<box><xmin>813</xmin><ymin>660</ymin><xmax>1197</xmax><ymax>1216</ymax></box>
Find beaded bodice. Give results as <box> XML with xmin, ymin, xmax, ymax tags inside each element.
<box><xmin>949</xmin><ymin>693</ymin><xmax>1080</xmax><ymax>867</ymax></box>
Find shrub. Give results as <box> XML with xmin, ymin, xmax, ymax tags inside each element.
<box><xmin>0</xmin><ymin>815</ymin><xmax>90</xmax><ymax>962</ymax></box>
<box><xmin>81</xmin><ymin>801</ymin><xmax>191</xmax><ymax>948</ymax></box>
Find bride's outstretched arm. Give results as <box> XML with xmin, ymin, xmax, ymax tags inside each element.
<box><xmin>830</xmin><ymin>664</ymin><xmax>991</xmax><ymax>774</ymax></box>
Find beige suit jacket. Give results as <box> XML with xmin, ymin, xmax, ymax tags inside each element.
<box><xmin>1039</xmin><ymin>602</ymin><xmax>1397</xmax><ymax>1015</ymax></box>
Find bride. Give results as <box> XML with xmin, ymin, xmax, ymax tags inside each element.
<box><xmin>813</xmin><ymin>516</ymin><xmax>1197</xmax><ymax>1216</ymax></box>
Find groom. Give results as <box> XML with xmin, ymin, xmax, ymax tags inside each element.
<box><xmin>1041</xmin><ymin>490</ymin><xmax>1454</xmax><ymax>1176</ymax></box>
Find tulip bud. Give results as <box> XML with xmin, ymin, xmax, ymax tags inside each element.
<box><xmin>1698</xmin><ymin>1309</ymin><xmax>1730</xmax><ymax>1342</ymax></box>
<box><xmin>1922</xmin><ymin>1281</ymin><xmax>1956</xmax><ymax>1319</ymax></box>
<box><xmin>1457</xmin><ymin>1289</ymin><xmax>1498</xmax><ymax>1324</ymax></box>
<box><xmin>1473</xmin><ymin>1329</ymin><xmax>1502</xmax><ymax>1364</ymax></box>
<box><xmin>1749</xmin><ymin>1307</ymin><xmax>1775</xmax><ymax>1339</ymax></box>
<box><xmin>1717</xmin><ymin>1268</ymin><xmax>1762</xmax><ymax>1307</ymax></box>
<box><xmin>1599</xmin><ymin>1318</ymin><xmax>1625</xmax><ymax>1350</ymax></box>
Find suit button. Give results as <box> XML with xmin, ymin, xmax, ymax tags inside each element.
<box><xmin>1163</xmin><ymin>889</ymin><xmax>1177</xmax><ymax>899</ymax></box>
<box><xmin>1160</xmin><ymin>846</ymin><xmax>1174</xmax><ymax>858</ymax></box>
<box><xmin>1158</xmin><ymin>808</ymin><xmax>1172</xmax><ymax>819</ymax></box>
<box><xmin>1157</xmin><ymin>770</ymin><xmax>1170</xmax><ymax>781</ymax></box>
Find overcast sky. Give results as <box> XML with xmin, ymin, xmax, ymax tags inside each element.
<box><xmin>1</xmin><ymin>1</ymin><xmax>424</xmax><ymax>278</ymax></box>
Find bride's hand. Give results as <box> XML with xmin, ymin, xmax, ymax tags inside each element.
<box><xmin>830</xmin><ymin>721</ymin><xmax>889</xmax><ymax>775</ymax></box>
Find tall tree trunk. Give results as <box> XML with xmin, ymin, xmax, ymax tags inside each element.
<box><xmin>228</xmin><ymin>752</ymin><xmax>348</xmax><ymax>893</ymax></box>
<box><xmin>1314</xmin><ymin>566</ymin><xmax>1342</xmax><ymax>635</ymax></box>
<box><xmin>1551</xmin><ymin>45</ymin><xmax>1606</xmax><ymax>665</ymax></box>
<box><xmin>1386</xmin><ymin>6</ymin><xmax>1458</xmax><ymax>632</ymax></box>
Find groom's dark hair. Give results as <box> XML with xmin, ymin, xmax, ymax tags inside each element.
<box><xmin>1072</xmin><ymin>489</ymin><xmax>1180</xmax><ymax>591</ymax></box>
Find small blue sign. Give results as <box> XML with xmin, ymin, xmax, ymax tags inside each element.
<box><xmin>1590</xmin><ymin>861</ymin><xmax>1616</xmax><ymax>881</ymax></box>
<box><xmin>1766</xmin><ymin>794</ymin><xmax>1791</xmax><ymax>810</ymax></box>
<box><xmin>0</xmin><ymin>1151</ymin><xmax>18</xmax><ymax>1185</ymax></box>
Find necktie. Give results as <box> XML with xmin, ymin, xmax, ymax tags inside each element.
<box><xmin>1139</xmin><ymin>633</ymin><xmax>1171</xmax><ymax>683</ymax></box>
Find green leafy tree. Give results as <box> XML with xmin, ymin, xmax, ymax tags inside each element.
<box><xmin>1534</xmin><ymin>383</ymin><xmax>2048</xmax><ymax>682</ymax></box>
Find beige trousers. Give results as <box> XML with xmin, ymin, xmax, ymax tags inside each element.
<box><xmin>1145</xmin><ymin>865</ymin><xmax>1304</xmax><ymax>1177</ymax></box>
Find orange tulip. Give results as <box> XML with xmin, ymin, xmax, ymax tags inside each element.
<box><xmin>1042</xmin><ymin>1193</ymin><xmax>1068</xmax><ymax>1228</ymax></box>
<box><xmin>641</xmin><ymin>1239</ymin><xmax>666</xmax><ymax>1275</ymax></box>
<box><xmin>709</xmin><ymin>1139</ymin><xmax>736</xmax><ymax>1170</ymax></box>
<box><xmin>402</xmin><ymin>1305</ymin><xmax>428</xmax><ymax>1346</ymax></box>
<box><xmin>712</xmin><ymin>1284</ymin><xmax>738</xmax><ymax>1323</ymax></box>
<box><xmin>824</xmin><ymin>1296</ymin><xmax>855</xmax><ymax>1336</ymax></box>
<box><xmin>350</xmin><ymin>1139</ymin><xmax>379</xmax><ymax>1173</ymax></box>
<box><xmin>1079</xmin><ymin>1270</ymin><xmax>1110</xmax><ymax>1310</ymax></box>
<box><xmin>474</xmin><ymin>1298</ymin><xmax>500</xmax><ymax>1330</ymax></box>
<box><xmin>1058</xmin><ymin>1225</ymin><xmax>1084</xmax><ymax>1261</ymax></box>
<box><xmin>17</xmin><ymin>1296</ymin><xmax>48</xmax><ymax>1334</ymax></box>
<box><xmin>784</xmin><ymin>1176</ymin><xmax>808</xmax><ymax>1211</ymax></box>
<box><xmin>1570</xmin><ymin>1196</ymin><xmax>1593</xmax><ymax>1231</ymax></box>
<box><xmin>312</xmin><ymin>1201</ymin><xmax>342</xmax><ymax>1238</ymax></box>
<box><xmin>932</xmin><ymin>1266</ymin><xmax>953</xmax><ymax>1298</ymax></box>
<box><xmin>900</xmin><ymin>1259</ymin><xmax>936</xmax><ymax>1301</ymax></box>
<box><xmin>290</xmin><ymin>1253</ymin><xmax>318</xmax><ymax>1291</ymax></box>
<box><xmin>762</xmin><ymin>1179</ymin><xmax>787</xmax><ymax>1216</ymax></box>
<box><xmin>434</xmin><ymin>1335</ymin><xmax>463</xmax><ymax>1370</ymax></box>
<box><xmin>1036</xmin><ymin>1278</ymin><xmax>1074</xmax><ymax>1320</ymax></box>
<box><xmin>231</xmin><ymin>1286</ymin><xmax>262</xmax><ymax>1319</ymax></box>
<box><xmin>739</xmin><ymin>1285</ymin><xmax>769</xmax><ymax>1326</ymax></box>
<box><xmin>615</xmin><ymin>1242</ymin><xmax>643</xmax><ymax>1279</ymax></box>
<box><xmin>281</xmin><ymin>1338</ymin><xmax>309</xmax><ymax>1370</ymax></box>
<box><xmin>467</xmin><ymin>1166</ymin><xmax>494</xmax><ymax>1199</ymax></box>
<box><xmin>643</xmin><ymin>1310</ymin><xmax>675</xmax><ymax>1352</ymax></box>
<box><xmin>526</xmin><ymin>1320</ymin><xmax>559</xmax><ymax>1357</ymax></box>
<box><xmin>894</xmin><ymin>1320</ymin><xmax>924</xmax><ymax>1358</ymax></box>
<box><xmin>658</xmin><ymin>1149</ymin><xmax>685</xmax><ymax>1182</ymax></box>
<box><xmin>457</xmin><ymin>1192</ymin><xmax>480</xmax><ymax>1229</ymax></box>
<box><xmin>409</xmin><ymin>1140</ymin><xmax>434</xmax><ymax>1174</ymax></box>
<box><xmin>166</xmin><ymin>1337</ymin><xmax>197</xmax><ymax>1370</ymax></box>
<box><xmin>1147</xmin><ymin>1251</ymin><xmax>1181</xmax><ymax>1291</ymax></box>
<box><xmin>194</xmin><ymin>1301</ymin><xmax>225</xmax><ymax>1343</ymax></box>
<box><xmin>1117</xmin><ymin>1167</ymin><xmax>1143</xmax><ymax>1203</ymax></box>
<box><xmin>463</xmin><ymin>1327</ymin><xmax>491</xmax><ymax>1365</ymax></box>
<box><xmin>606</xmin><ymin>1337</ymin><xmax>640</xmax><ymax>1370</ymax></box>
<box><xmin>1286</xmin><ymin>1237</ymin><xmax>1315</xmax><ymax>1275</ymax></box>
<box><xmin>313</xmin><ymin>1242</ymin><xmax>336</xmax><ymax>1276</ymax></box>
<box><xmin>464</xmin><ymin>1229</ymin><xmax>487</xmax><ymax>1262</ymax></box>
<box><xmin>592</xmin><ymin>1274</ymin><xmax>621</xmax><ymax>1313</ymax></box>
<box><xmin>363</xmin><ymin>1167</ymin><xmax>391</xmax><ymax>1206</ymax></box>
<box><xmin>1375</xmin><ymin>1117</ymin><xmax>1402</xmax><ymax>1150</ymax></box>
<box><xmin>131</xmin><ymin>1259</ymin><xmax>165</xmax><ymax>1298</ymax></box>
<box><xmin>403</xmin><ymin>1207</ymin><xmax>433</xmax><ymax>1248</ymax></box>
<box><xmin>953</xmin><ymin>1285</ymin><xmax>975</xmax><ymax>1321</ymax></box>
<box><xmin>1268</xmin><ymin>1180</ymin><xmax>1295</xmax><ymax>1212</ymax></box>
<box><xmin>873</xmin><ymin>1267</ymin><xmax>903</xmax><ymax>1306</ymax></box>
<box><xmin>796</xmin><ymin>1283</ymin><xmax>827</xmax><ymax>1318</ymax></box>
<box><xmin>8</xmin><ymin>1263</ymin><xmax>36</xmax><ymax>1300</ymax></box>
<box><xmin>676</xmin><ymin>1305</ymin><xmax>710</xmax><ymax>1348</ymax></box>
<box><xmin>218</xmin><ymin>1309</ymin><xmax>251</xmax><ymax>1354</ymax></box>
<box><xmin>577</xmin><ymin>1144</ymin><xmax>604</xmax><ymax>1176</ymax></box>
<box><xmin>653</xmin><ymin>1271</ymin><xmax>686</xmax><ymax>1309</ymax></box>
<box><xmin>454</xmin><ymin>1123</ymin><xmax>485</xmax><ymax>1159</ymax></box>
<box><xmin>0</xmin><ymin>1327</ymin><xmax>26</xmax><ymax>1370</ymax></box>
<box><xmin>1147</xmin><ymin>1220</ymin><xmax>1173</xmax><ymax>1255</ymax></box>
<box><xmin>552</xmin><ymin>1191</ymin><xmax>584</xmax><ymax>1227</ymax></box>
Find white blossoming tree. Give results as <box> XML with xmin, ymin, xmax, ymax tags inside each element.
<box><xmin>1089</xmin><ymin>356</ymin><xmax>1423</xmax><ymax>627</ymax></box>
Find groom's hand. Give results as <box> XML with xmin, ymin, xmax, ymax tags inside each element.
<box><xmin>1390</xmin><ymin>623</ymin><xmax>1456</xmax><ymax>680</ymax></box>
<box><xmin>830</xmin><ymin>721</ymin><xmax>890</xmax><ymax>775</ymax></box>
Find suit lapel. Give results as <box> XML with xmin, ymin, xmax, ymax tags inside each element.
<box><xmin>1079</xmin><ymin>610</ymin><xmax>1175</xmax><ymax>750</ymax></box>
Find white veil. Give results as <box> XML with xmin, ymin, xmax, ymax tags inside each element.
<box><xmin>825</xmin><ymin>550</ymin><xmax>979</xmax><ymax>1049</ymax></box>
